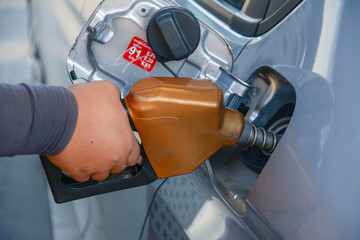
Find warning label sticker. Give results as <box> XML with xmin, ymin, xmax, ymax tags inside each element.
<box><xmin>123</xmin><ymin>36</ymin><xmax>157</xmax><ymax>72</ymax></box>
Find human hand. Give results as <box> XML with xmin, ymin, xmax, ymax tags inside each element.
<box><xmin>47</xmin><ymin>81</ymin><xmax>140</xmax><ymax>182</ymax></box>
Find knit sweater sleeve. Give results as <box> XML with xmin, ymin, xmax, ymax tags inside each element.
<box><xmin>0</xmin><ymin>83</ymin><xmax>78</xmax><ymax>156</ymax></box>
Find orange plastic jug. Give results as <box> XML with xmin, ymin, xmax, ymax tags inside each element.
<box><xmin>125</xmin><ymin>77</ymin><xmax>244</xmax><ymax>178</ymax></box>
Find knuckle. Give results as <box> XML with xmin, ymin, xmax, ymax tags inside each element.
<box><xmin>78</xmin><ymin>167</ymin><xmax>91</xmax><ymax>176</ymax></box>
<box><xmin>69</xmin><ymin>167</ymin><xmax>92</xmax><ymax>182</ymax></box>
<box><xmin>111</xmin><ymin>159</ymin><xmax>127</xmax><ymax>173</ymax></box>
<box><xmin>128</xmin><ymin>154</ymin><xmax>140</xmax><ymax>166</ymax></box>
<box><xmin>107</xmin><ymin>151</ymin><xmax>123</xmax><ymax>165</ymax></box>
<box><xmin>73</xmin><ymin>175</ymin><xmax>90</xmax><ymax>183</ymax></box>
<box><xmin>91</xmin><ymin>172</ymin><xmax>109</xmax><ymax>181</ymax></box>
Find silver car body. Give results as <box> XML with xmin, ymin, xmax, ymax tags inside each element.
<box><xmin>30</xmin><ymin>0</ymin><xmax>360</xmax><ymax>239</ymax></box>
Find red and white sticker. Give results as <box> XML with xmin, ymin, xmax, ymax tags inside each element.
<box><xmin>123</xmin><ymin>36</ymin><xmax>157</xmax><ymax>72</ymax></box>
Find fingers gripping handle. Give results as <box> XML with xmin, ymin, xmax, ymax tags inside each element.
<box><xmin>40</xmin><ymin>145</ymin><xmax>157</xmax><ymax>203</ymax></box>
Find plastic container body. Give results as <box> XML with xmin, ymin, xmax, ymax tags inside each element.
<box><xmin>125</xmin><ymin>77</ymin><xmax>244</xmax><ymax>178</ymax></box>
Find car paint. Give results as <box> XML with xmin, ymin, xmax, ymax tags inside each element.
<box><xmin>30</xmin><ymin>0</ymin><xmax>360</xmax><ymax>239</ymax></box>
<box><xmin>244</xmin><ymin>1</ymin><xmax>360</xmax><ymax>238</ymax></box>
<box><xmin>151</xmin><ymin>0</ymin><xmax>360</xmax><ymax>239</ymax></box>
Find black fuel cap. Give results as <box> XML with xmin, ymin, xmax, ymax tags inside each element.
<box><xmin>146</xmin><ymin>6</ymin><xmax>200</xmax><ymax>62</ymax></box>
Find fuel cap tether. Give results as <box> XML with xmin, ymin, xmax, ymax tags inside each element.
<box><xmin>146</xmin><ymin>6</ymin><xmax>201</xmax><ymax>62</ymax></box>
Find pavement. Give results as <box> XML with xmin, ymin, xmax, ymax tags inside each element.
<box><xmin>0</xmin><ymin>0</ymin><xmax>53</xmax><ymax>239</ymax></box>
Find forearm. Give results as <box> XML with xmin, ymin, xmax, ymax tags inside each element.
<box><xmin>0</xmin><ymin>83</ymin><xmax>78</xmax><ymax>156</ymax></box>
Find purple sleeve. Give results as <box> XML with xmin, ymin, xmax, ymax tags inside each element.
<box><xmin>0</xmin><ymin>83</ymin><xmax>78</xmax><ymax>156</ymax></box>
